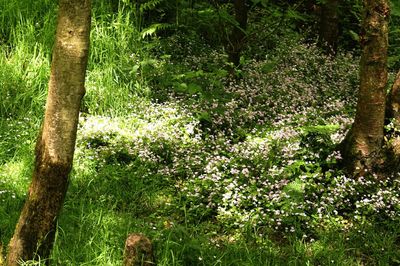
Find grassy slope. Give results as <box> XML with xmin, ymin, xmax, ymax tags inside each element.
<box><xmin>1</xmin><ymin>1</ymin><xmax>400</xmax><ymax>265</ymax></box>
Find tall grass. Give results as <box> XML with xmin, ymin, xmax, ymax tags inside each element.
<box><xmin>0</xmin><ymin>1</ymin><xmax>162</xmax><ymax>263</ymax></box>
<box><xmin>0</xmin><ymin>0</ymin><xmax>56</xmax><ymax>44</ymax></box>
<box><xmin>0</xmin><ymin>0</ymin><xmax>55</xmax><ymax>118</ymax></box>
<box><xmin>84</xmin><ymin>3</ymin><xmax>160</xmax><ymax>116</ymax></box>
<box><xmin>1</xmin><ymin>0</ymin><xmax>400</xmax><ymax>265</ymax></box>
<box><xmin>0</xmin><ymin>0</ymin><xmax>151</xmax><ymax>119</ymax></box>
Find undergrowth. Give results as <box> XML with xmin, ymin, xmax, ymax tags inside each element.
<box><xmin>1</xmin><ymin>1</ymin><xmax>400</xmax><ymax>265</ymax></box>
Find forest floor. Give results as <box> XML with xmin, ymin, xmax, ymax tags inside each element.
<box><xmin>1</xmin><ymin>2</ymin><xmax>400</xmax><ymax>265</ymax></box>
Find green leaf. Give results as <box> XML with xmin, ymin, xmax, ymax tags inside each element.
<box><xmin>141</xmin><ymin>23</ymin><xmax>172</xmax><ymax>39</ymax></box>
<box><xmin>187</xmin><ymin>83</ymin><xmax>201</xmax><ymax>95</ymax></box>
<box><xmin>286</xmin><ymin>8</ymin><xmax>307</xmax><ymax>22</ymax></box>
<box><xmin>198</xmin><ymin>111</ymin><xmax>211</xmax><ymax>123</ymax></box>
<box><xmin>349</xmin><ymin>30</ymin><xmax>359</xmax><ymax>42</ymax></box>
<box><xmin>392</xmin><ymin>1</ymin><xmax>400</xmax><ymax>17</ymax></box>
<box><xmin>139</xmin><ymin>0</ymin><xmax>162</xmax><ymax>12</ymax></box>
<box><xmin>261</xmin><ymin>61</ymin><xmax>277</xmax><ymax>73</ymax></box>
<box><xmin>301</xmin><ymin>124</ymin><xmax>340</xmax><ymax>135</ymax></box>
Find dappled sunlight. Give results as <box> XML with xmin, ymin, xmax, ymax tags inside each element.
<box><xmin>2</xmin><ymin>0</ymin><xmax>400</xmax><ymax>264</ymax></box>
<box><xmin>0</xmin><ymin>159</ymin><xmax>33</xmax><ymax>243</ymax></box>
<box><xmin>0</xmin><ymin>162</ymin><xmax>24</xmax><ymax>203</ymax></box>
<box><xmin>0</xmin><ymin>159</ymin><xmax>32</xmax><ymax>198</ymax></box>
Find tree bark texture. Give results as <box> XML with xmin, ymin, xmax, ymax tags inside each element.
<box><xmin>0</xmin><ymin>242</ymin><xmax>4</xmax><ymax>266</ymax></box>
<box><xmin>387</xmin><ymin>70</ymin><xmax>400</xmax><ymax>124</ymax></box>
<box><xmin>319</xmin><ymin>0</ymin><xmax>339</xmax><ymax>55</ymax></box>
<box><xmin>384</xmin><ymin>71</ymin><xmax>400</xmax><ymax>170</ymax></box>
<box><xmin>227</xmin><ymin>0</ymin><xmax>247</xmax><ymax>67</ymax></box>
<box><xmin>6</xmin><ymin>0</ymin><xmax>91</xmax><ymax>264</ymax></box>
<box><xmin>341</xmin><ymin>0</ymin><xmax>389</xmax><ymax>176</ymax></box>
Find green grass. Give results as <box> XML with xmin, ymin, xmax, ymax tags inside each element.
<box><xmin>1</xmin><ymin>0</ymin><xmax>400</xmax><ymax>265</ymax></box>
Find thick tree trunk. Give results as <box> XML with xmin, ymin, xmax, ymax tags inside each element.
<box><xmin>319</xmin><ymin>0</ymin><xmax>339</xmax><ymax>55</ymax></box>
<box><xmin>227</xmin><ymin>0</ymin><xmax>247</xmax><ymax>67</ymax></box>
<box><xmin>6</xmin><ymin>0</ymin><xmax>91</xmax><ymax>264</ymax></box>
<box><xmin>340</xmin><ymin>0</ymin><xmax>389</xmax><ymax>176</ymax></box>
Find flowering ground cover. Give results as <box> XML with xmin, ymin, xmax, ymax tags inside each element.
<box><xmin>1</xmin><ymin>2</ymin><xmax>400</xmax><ymax>265</ymax></box>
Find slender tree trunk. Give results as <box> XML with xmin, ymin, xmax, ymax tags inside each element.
<box><xmin>0</xmin><ymin>242</ymin><xmax>4</xmax><ymax>266</ymax></box>
<box><xmin>227</xmin><ymin>0</ymin><xmax>248</xmax><ymax>67</ymax></box>
<box><xmin>319</xmin><ymin>0</ymin><xmax>339</xmax><ymax>55</ymax></box>
<box><xmin>340</xmin><ymin>0</ymin><xmax>389</xmax><ymax>176</ymax></box>
<box><xmin>6</xmin><ymin>0</ymin><xmax>91</xmax><ymax>264</ymax></box>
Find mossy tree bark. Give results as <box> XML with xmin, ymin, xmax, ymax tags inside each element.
<box><xmin>227</xmin><ymin>0</ymin><xmax>248</xmax><ymax>67</ymax></box>
<box><xmin>319</xmin><ymin>0</ymin><xmax>339</xmax><ymax>55</ymax></box>
<box><xmin>340</xmin><ymin>0</ymin><xmax>389</xmax><ymax>176</ymax></box>
<box><xmin>6</xmin><ymin>0</ymin><xmax>91</xmax><ymax>264</ymax></box>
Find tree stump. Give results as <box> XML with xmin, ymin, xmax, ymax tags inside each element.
<box><xmin>123</xmin><ymin>233</ymin><xmax>154</xmax><ymax>266</ymax></box>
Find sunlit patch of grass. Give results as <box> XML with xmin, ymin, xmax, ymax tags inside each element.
<box><xmin>53</xmin><ymin>206</ymin><xmax>131</xmax><ymax>265</ymax></box>
<box><xmin>0</xmin><ymin>161</ymin><xmax>31</xmax><ymax>192</ymax></box>
<box><xmin>0</xmin><ymin>39</ymin><xmax>50</xmax><ymax>118</ymax></box>
<box><xmin>53</xmin><ymin>164</ymin><xmax>179</xmax><ymax>265</ymax></box>
<box><xmin>0</xmin><ymin>2</ymin><xmax>54</xmax><ymax>119</ymax></box>
<box><xmin>0</xmin><ymin>158</ymin><xmax>33</xmax><ymax>245</ymax></box>
<box><xmin>0</xmin><ymin>117</ymin><xmax>40</xmax><ymax>247</ymax></box>
<box><xmin>2</xmin><ymin>0</ymin><xmax>400</xmax><ymax>265</ymax></box>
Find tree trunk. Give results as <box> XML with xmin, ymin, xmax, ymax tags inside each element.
<box><xmin>227</xmin><ymin>0</ymin><xmax>248</xmax><ymax>67</ymax></box>
<box><xmin>6</xmin><ymin>0</ymin><xmax>91</xmax><ymax>264</ymax></box>
<box><xmin>383</xmin><ymin>71</ymin><xmax>400</xmax><ymax>170</ymax></box>
<box><xmin>340</xmin><ymin>0</ymin><xmax>389</xmax><ymax>176</ymax></box>
<box><xmin>387</xmin><ymin>70</ymin><xmax>400</xmax><ymax>125</ymax></box>
<box><xmin>319</xmin><ymin>0</ymin><xmax>339</xmax><ymax>55</ymax></box>
<box><xmin>0</xmin><ymin>242</ymin><xmax>4</xmax><ymax>266</ymax></box>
